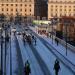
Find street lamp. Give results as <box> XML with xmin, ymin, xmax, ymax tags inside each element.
<box><xmin>9</xmin><ymin>25</ymin><xmax>12</xmax><ymax>75</ymax></box>
<box><xmin>0</xmin><ymin>27</ymin><xmax>3</xmax><ymax>75</ymax></box>
<box><xmin>4</xmin><ymin>25</ymin><xmax>7</xmax><ymax>75</ymax></box>
<box><xmin>65</xmin><ymin>23</ymin><xmax>68</xmax><ymax>56</ymax></box>
<box><xmin>64</xmin><ymin>19</ymin><xmax>68</xmax><ymax>56</ymax></box>
<box><xmin>51</xmin><ymin>18</ymin><xmax>54</xmax><ymax>44</ymax></box>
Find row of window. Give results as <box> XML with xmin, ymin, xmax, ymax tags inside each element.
<box><xmin>0</xmin><ymin>0</ymin><xmax>32</xmax><ymax>2</ymax></box>
<box><xmin>0</xmin><ymin>4</ymin><xmax>32</xmax><ymax>7</ymax></box>
<box><xmin>1</xmin><ymin>13</ymin><xmax>32</xmax><ymax>16</ymax></box>
<box><xmin>50</xmin><ymin>9</ymin><xmax>75</xmax><ymax>11</ymax></box>
<box><xmin>49</xmin><ymin>1</ymin><xmax>75</xmax><ymax>3</ymax></box>
<box><xmin>1</xmin><ymin>8</ymin><xmax>32</xmax><ymax>12</ymax></box>
<box><xmin>50</xmin><ymin>5</ymin><xmax>75</xmax><ymax>8</ymax></box>
<box><xmin>50</xmin><ymin>13</ymin><xmax>75</xmax><ymax>17</ymax></box>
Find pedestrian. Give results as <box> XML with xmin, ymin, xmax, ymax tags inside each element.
<box><xmin>24</xmin><ymin>60</ymin><xmax>31</xmax><ymax>75</ymax></box>
<box><xmin>55</xmin><ymin>38</ymin><xmax>59</xmax><ymax>46</ymax></box>
<box><xmin>34</xmin><ymin>37</ymin><xmax>37</xmax><ymax>45</ymax></box>
<box><xmin>6</xmin><ymin>34</ymin><xmax>9</xmax><ymax>42</ymax></box>
<box><xmin>32</xmin><ymin>35</ymin><xmax>34</xmax><ymax>40</ymax></box>
<box><xmin>49</xmin><ymin>33</ymin><xmax>51</xmax><ymax>38</ymax></box>
<box><xmin>53</xmin><ymin>59</ymin><xmax>60</xmax><ymax>75</ymax></box>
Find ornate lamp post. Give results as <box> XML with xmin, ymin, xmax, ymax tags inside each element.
<box><xmin>63</xmin><ymin>19</ymin><xmax>68</xmax><ymax>56</ymax></box>
<box><xmin>51</xmin><ymin>18</ymin><xmax>54</xmax><ymax>44</ymax></box>
<box><xmin>0</xmin><ymin>27</ymin><xmax>3</xmax><ymax>75</ymax></box>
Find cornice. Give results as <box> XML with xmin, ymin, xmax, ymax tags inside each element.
<box><xmin>48</xmin><ymin>1</ymin><xmax>75</xmax><ymax>4</ymax></box>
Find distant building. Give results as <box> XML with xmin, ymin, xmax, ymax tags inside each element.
<box><xmin>48</xmin><ymin>0</ymin><xmax>75</xmax><ymax>19</ymax></box>
<box><xmin>56</xmin><ymin>16</ymin><xmax>75</xmax><ymax>41</ymax></box>
<box><xmin>0</xmin><ymin>0</ymin><xmax>35</xmax><ymax>17</ymax></box>
<box><xmin>0</xmin><ymin>0</ymin><xmax>47</xmax><ymax>20</ymax></box>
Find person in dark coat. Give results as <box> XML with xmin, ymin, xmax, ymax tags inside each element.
<box><xmin>55</xmin><ymin>38</ymin><xmax>59</xmax><ymax>46</ymax></box>
<box><xmin>5</xmin><ymin>34</ymin><xmax>9</xmax><ymax>42</ymax></box>
<box><xmin>24</xmin><ymin>60</ymin><xmax>31</xmax><ymax>75</ymax></box>
<box><xmin>34</xmin><ymin>37</ymin><xmax>37</xmax><ymax>45</ymax></box>
<box><xmin>32</xmin><ymin>35</ymin><xmax>34</xmax><ymax>40</ymax></box>
<box><xmin>53</xmin><ymin>59</ymin><xmax>60</xmax><ymax>75</ymax></box>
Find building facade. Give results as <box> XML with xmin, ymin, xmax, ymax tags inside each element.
<box><xmin>35</xmin><ymin>0</ymin><xmax>47</xmax><ymax>20</ymax></box>
<box><xmin>0</xmin><ymin>0</ymin><xmax>35</xmax><ymax>17</ymax></box>
<box><xmin>56</xmin><ymin>16</ymin><xmax>75</xmax><ymax>41</ymax></box>
<box><xmin>0</xmin><ymin>0</ymin><xmax>47</xmax><ymax>20</ymax></box>
<box><xmin>48</xmin><ymin>0</ymin><xmax>75</xmax><ymax>19</ymax></box>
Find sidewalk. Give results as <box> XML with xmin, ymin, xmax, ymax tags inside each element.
<box><xmin>16</xmin><ymin>35</ymin><xmax>44</xmax><ymax>75</ymax></box>
<box><xmin>29</xmin><ymin>26</ymin><xmax>75</xmax><ymax>65</ymax></box>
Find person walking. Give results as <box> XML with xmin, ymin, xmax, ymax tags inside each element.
<box><xmin>34</xmin><ymin>37</ymin><xmax>37</xmax><ymax>45</ymax></box>
<box><xmin>24</xmin><ymin>60</ymin><xmax>31</xmax><ymax>75</ymax></box>
<box><xmin>53</xmin><ymin>59</ymin><xmax>60</xmax><ymax>75</ymax></box>
<box><xmin>55</xmin><ymin>38</ymin><xmax>59</xmax><ymax>46</ymax></box>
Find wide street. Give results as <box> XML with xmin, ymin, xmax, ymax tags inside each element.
<box><xmin>0</xmin><ymin>23</ymin><xmax>75</xmax><ymax>75</ymax></box>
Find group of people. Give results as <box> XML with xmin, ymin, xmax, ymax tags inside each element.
<box><xmin>24</xmin><ymin>59</ymin><xmax>60</xmax><ymax>75</ymax></box>
<box><xmin>22</xmin><ymin>32</ymin><xmax>37</xmax><ymax>45</ymax></box>
<box><xmin>1</xmin><ymin>34</ymin><xmax>10</xmax><ymax>44</ymax></box>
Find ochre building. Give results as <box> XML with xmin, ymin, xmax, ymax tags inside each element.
<box><xmin>0</xmin><ymin>0</ymin><xmax>47</xmax><ymax>19</ymax></box>
<box><xmin>0</xmin><ymin>0</ymin><xmax>35</xmax><ymax>17</ymax></box>
<box><xmin>48</xmin><ymin>0</ymin><xmax>75</xmax><ymax>19</ymax></box>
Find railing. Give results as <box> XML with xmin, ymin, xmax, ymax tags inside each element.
<box><xmin>55</xmin><ymin>36</ymin><xmax>75</xmax><ymax>52</ymax></box>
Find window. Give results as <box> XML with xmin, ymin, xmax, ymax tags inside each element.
<box><xmin>20</xmin><ymin>4</ymin><xmax>22</xmax><ymax>6</ymax></box>
<box><xmin>60</xmin><ymin>6</ymin><xmax>62</xmax><ymax>8</ymax></box>
<box><xmin>7</xmin><ymin>13</ymin><xmax>8</xmax><ymax>15</ymax></box>
<box><xmin>25</xmin><ymin>14</ymin><xmax>26</xmax><ymax>16</ymax></box>
<box><xmin>29</xmin><ymin>4</ymin><xmax>31</xmax><ymax>7</ymax></box>
<box><xmin>69</xmin><ymin>6</ymin><xmax>71</xmax><ymax>8</ymax></box>
<box><xmin>20</xmin><ymin>9</ymin><xmax>22</xmax><ymax>11</ymax></box>
<box><xmin>25</xmin><ymin>9</ymin><xmax>27</xmax><ymax>12</ymax></box>
<box><xmin>64</xmin><ymin>6</ymin><xmax>67</xmax><ymax>8</ymax></box>
<box><xmin>30</xmin><ymin>14</ymin><xmax>31</xmax><ymax>15</ymax></box>
<box><xmin>51</xmin><ymin>5</ymin><xmax>53</xmax><ymax>7</ymax></box>
<box><xmin>55</xmin><ymin>13</ymin><xmax>57</xmax><ymax>17</ymax></box>
<box><xmin>55</xmin><ymin>9</ymin><xmax>57</xmax><ymax>11</ymax></box>
<box><xmin>2</xmin><ymin>8</ymin><xmax>4</xmax><ymax>11</ymax></box>
<box><xmin>16</xmin><ymin>9</ymin><xmax>17</xmax><ymax>11</ymax></box>
<box><xmin>73</xmin><ymin>9</ymin><xmax>75</xmax><ymax>11</ymax></box>
<box><xmin>2</xmin><ymin>4</ymin><xmax>4</xmax><ymax>6</ymax></box>
<box><xmin>74</xmin><ymin>6</ymin><xmax>75</xmax><ymax>8</ymax></box>
<box><xmin>11</xmin><ymin>9</ymin><xmax>13</xmax><ymax>11</ymax></box>
<box><xmin>69</xmin><ymin>9</ymin><xmax>71</xmax><ymax>11</ymax></box>
<box><xmin>6</xmin><ymin>4</ymin><xmax>8</xmax><ymax>6</ymax></box>
<box><xmin>11</xmin><ymin>4</ymin><xmax>13</xmax><ymax>6</ymax></box>
<box><xmin>60</xmin><ymin>14</ymin><xmax>62</xmax><ymax>17</ymax></box>
<box><xmin>15</xmin><ymin>4</ymin><xmax>18</xmax><ymax>6</ymax></box>
<box><xmin>64</xmin><ymin>9</ymin><xmax>66</xmax><ymax>11</ymax></box>
<box><xmin>11</xmin><ymin>13</ymin><xmax>13</xmax><ymax>15</ymax></box>
<box><xmin>30</xmin><ymin>9</ymin><xmax>31</xmax><ymax>12</ymax></box>
<box><xmin>7</xmin><ymin>8</ymin><xmax>8</xmax><ymax>11</ymax></box>
<box><xmin>25</xmin><ymin>4</ymin><xmax>27</xmax><ymax>6</ymax></box>
<box><xmin>55</xmin><ymin>5</ymin><xmax>57</xmax><ymax>8</ymax></box>
<box><xmin>51</xmin><ymin>9</ymin><xmax>53</xmax><ymax>11</ymax></box>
